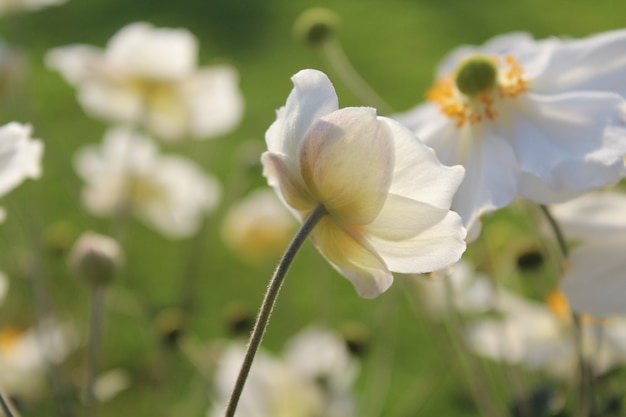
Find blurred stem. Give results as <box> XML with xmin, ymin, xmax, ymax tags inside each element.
<box><xmin>85</xmin><ymin>286</ymin><xmax>105</xmax><ymax>417</ymax></box>
<box><xmin>539</xmin><ymin>204</ymin><xmax>593</xmax><ymax>417</ymax></box>
<box><xmin>318</xmin><ymin>37</ymin><xmax>395</xmax><ymax>114</ymax></box>
<box><xmin>0</xmin><ymin>389</ymin><xmax>20</xmax><ymax>417</ymax></box>
<box><xmin>224</xmin><ymin>204</ymin><xmax>327</xmax><ymax>417</ymax></box>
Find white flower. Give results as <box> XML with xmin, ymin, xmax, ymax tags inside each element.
<box><xmin>394</xmin><ymin>31</ymin><xmax>626</xmax><ymax>238</ymax></box>
<box><xmin>262</xmin><ymin>69</ymin><xmax>466</xmax><ymax>298</ymax></box>
<box><xmin>0</xmin><ymin>0</ymin><xmax>66</xmax><ymax>16</ymax></box>
<box><xmin>0</xmin><ymin>319</ymin><xmax>77</xmax><ymax>400</ymax></box>
<box><xmin>74</xmin><ymin>127</ymin><xmax>221</xmax><ymax>239</ymax></box>
<box><xmin>0</xmin><ymin>122</ymin><xmax>43</xmax><ymax>222</ymax></box>
<box><xmin>221</xmin><ymin>189</ymin><xmax>298</xmax><ymax>264</ymax></box>
<box><xmin>46</xmin><ymin>22</ymin><xmax>244</xmax><ymax>141</ymax></box>
<box><xmin>0</xmin><ymin>270</ymin><xmax>8</xmax><ymax>305</ymax></box>
<box><xmin>551</xmin><ymin>191</ymin><xmax>626</xmax><ymax>318</ymax></box>
<box><xmin>209</xmin><ymin>326</ymin><xmax>358</xmax><ymax>417</ymax></box>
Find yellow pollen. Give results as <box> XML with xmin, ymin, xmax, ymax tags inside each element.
<box><xmin>546</xmin><ymin>290</ymin><xmax>570</xmax><ymax>322</ymax></box>
<box><xmin>0</xmin><ymin>327</ymin><xmax>22</xmax><ymax>353</ymax></box>
<box><xmin>427</xmin><ymin>54</ymin><xmax>528</xmax><ymax>127</ymax></box>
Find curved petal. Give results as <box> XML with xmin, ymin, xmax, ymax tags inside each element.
<box><xmin>312</xmin><ymin>216</ymin><xmax>392</xmax><ymax>298</ymax></box>
<box><xmin>529</xmin><ymin>29</ymin><xmax>626</xmax><ymax>96</ymax></box>
<box><xmin>265</xmin><ymin>69</ymin><xmax>338</xmax><ymax>158</ymax></box>
<box><xmin>78</xmin><ymin>80</ymin><xmax>144</xmax><ymax>124</ymax></box>
<box><xmin>450</xmin><ymin>126</ymin><xmax>519</xmax><ymax>232</ymax></box>
<box><xmin>562</xmin><ymin>236</ymin><xmax>626</xmax><ymax>318</ymax></box>
<box><xmin>365</xmin><ymin>194</ymin><xmax>466</xmax><ymax>273</ymax></box>
<box><xmin>0</xmin><ymin>123</ymin><xmax>43</xmax><ymax>197</ymax></box>
<box><xmin>502</xmin><ymin>92</ymin><xmax>626</xmax><ymax>201</ymax></box>
<box><xmin>261</xmin><ymin>152</ymin><xmax>314</xmax><ymax>212</ymax></box>
<box><xmin>379</xmin><ymin>117</ymin><xmax>464</xmax><ymax>209</ymax></box>
<box><xmin>551</xmin><ymin>192</ymin><xmax>626</xmax><ymax>239</ymax></box>
<box><xmin>300</xmin><ymin>107</ymin><xmax>393</xmax><ymax>225</ymax></box>
<box><xmin>45</xmin><ymin>45</ymin><xmax>103</xmax><ymax>85</ymax></box>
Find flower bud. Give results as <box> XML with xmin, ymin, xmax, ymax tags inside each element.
<box><xmin>69</xmin><ymin>232</ymin><xmax>122</xmax><ymax>287</ymax></box>
<box><xmin>294</xmin><ymin>8</ymin><xmax>340</xmax><ymax>46</ymax></box>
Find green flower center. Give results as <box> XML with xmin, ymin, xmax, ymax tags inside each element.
<box><xmin>454</xmin><ymin>55</ymin><xmax>498</xmax><ymax>96</ymax></box>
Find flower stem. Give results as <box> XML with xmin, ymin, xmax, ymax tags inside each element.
<box><xmin>224</xmin><ymin>204</ymin><xmax>327</xmax><ymax>417</ymax></box>
<box><xmin>85</xmin><ymin>286</ymin><xmax>105</xmax><ymax>417</ymax></box>
<box><xmin>319</xmin><ymin>37</ymin><xmax>395</xmax><ymax>115</ymax></box>
<box><xmin>0</xmin><ymin>389</ymin><xmax>21</xmax><ymax>417</ymax></box>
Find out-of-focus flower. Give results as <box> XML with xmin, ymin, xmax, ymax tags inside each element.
<box><xmin>46</xmin><ymin>22</ymin><xmax>244</xmax><ymax>141</ymax></box>
<box><xmin>221</xmin><ymin>189</ymin><xmax>298</xmax><ymax>264</ymax></box>
<box><xmin>394</xmin><ymin>31</ymin><xmax>626</xmax><ymax>238</ymax></box>
<box><xmin>0</xmin><ymin>122</ymin><xmax>43</xmax><ymax>222</ymax></box>
<box><xmin>0</xmin><ymin>0</ymin><xmax>66</xmax><ymax>16</ymax></box>
<box><xmin>262</xmin><ymin>69</ymin><xmax>466</xmax><ymax>298</ymax></box>
<box><xmin>69</xmin><ymin>231</ymin><xmax>123</xmax><ymax>286</ymax></box>
<box><xmin>209</xmin><ymin>326</ymin><xmax>358</xmax><ymax>417</ymax></box>
<box><xmin>74</xmin><ymin>127</ymin><xmax>221</xmax><ymax>239</ymax></box>
<box><xmin>93</xmin><ymin>368</ymin><xmax>131</xmax><ymax>403</ymax></box>
<box><xmin>551</xmin><ymin>191</ymin><xmax>626</xmax><ymax>318</ymax></box>
<box><xmin>0</xmin><ymin>319</ymin><xmax>78</xmax><ymax>400</ymax></box>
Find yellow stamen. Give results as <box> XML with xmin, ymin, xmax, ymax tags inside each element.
<box><xmin>0</xmin><ymin>327</ymin><xmax>22</xmax><ymax>353</ymax></box>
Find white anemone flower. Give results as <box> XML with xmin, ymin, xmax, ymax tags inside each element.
<box><xmin>74</xmin><ymin>127</ymin><xmax>221</xmax><ymax>239</ymax></box>
<box><xmin>0</xmin><ymin>319</ymin><xmax>77</xmax><ymax>400</ymax></box>
<box><xmin>209</xmin><ymin>326</ymin><xmax>358</xmax><ymax>417</ymax></box>
<box><xmin>551</xmin><ymin>191</ymin><xmax>626</xmax><ymax>318</ymax></box>
<box><xmin>0</xmin><ymin>0</ymin><xmax>66</xmax><ymax>16</ymax></box>
<box><xmin>221</xmin><ymin>189</ymin><xmax>298</xmax><ymax>264</ymax></box>
<box><xmin>394</xmin><ymin>30</ymin><xmax>626</xmax><ymax>239</ymax></box>
<box><xmin>0</xmin><ymin>122</ymin><xmax>43</xmax><ymax>222</ymax></box>
<box><xmin>45</xmin><ymin>22</ymin><xmax>244</xmax><ymax>141</ymax></box>
<box><xmin>262</xmin><ymin>69</ymin><xmax>466</xmax><ymax>298</ymax></box>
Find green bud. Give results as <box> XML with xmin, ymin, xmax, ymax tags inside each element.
<box><xmin>69</xmin><ymin>232</ymin><xmax>122</xmax><ymax>287</ymax></box>
<box><xmin>294</xmin><ymin>8</ymin><xmax>340</xmax><ymax>46</ymax></box>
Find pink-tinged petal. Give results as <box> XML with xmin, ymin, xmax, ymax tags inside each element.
<box><xmin>501</xmin><ymin>92</ymin><xmax>626</xmax><ymax>202</ymax></box>
<box><xmin>312</xmin><ymin>216</ymin><xmax>392</xmax><ymax>298</ymax></box>
<box><xmin>365</xmin><ymin>194</ymin><xmax>466</xmax><ymax>273</ymax></box>
<box><xmin>450</xmin><ymin>126</ymin><xmax>519</xmax><ymax>234</ymax></box>
<box><xmin>529</xmin><ymin>29</ymin><xmax>626</xmax><ymax>96</ymax></box>
<box><xmin>551</xmin><ymin>192</ymin><xmax>626</xmax><ymax>240</ymax></box>
<box><xmin>265</xmin><ymin>69</ymin><xmax>338</xmax><ymax>158</ymax></box>
<box><xmin>299</xmin><ymin>107</ymin><xmax>393</xmax><ymax>225</ymax></box>
<box><xmin>261</xmin><ymin>152</ymin><xmax>314</xmax><ymax>212</ymax></box>
<box><xmin>379</xmin><ymin>117</ymin><xmax>464</xmax><ymax>210</ymax></box>
<box><xmin>562</xmin><ymin>236</ymin><xmax>626</xmax><ymax>318</ymax></box>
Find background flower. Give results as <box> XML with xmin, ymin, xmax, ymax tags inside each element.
<box><xmin>46</xmin><ymin>22</ymin><xmax>244</xmax><ymax>141</ymax></box>
<box><xmin>74</xmin><ymin>126</ymin><xmax>221</xmax><ymax>239</ymax></box>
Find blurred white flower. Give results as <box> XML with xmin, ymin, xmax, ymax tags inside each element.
<box><xmin>551</xmin><ymin>191</ymin><xmax>626</xmax><ymax>318</ymax></box>
<box><xmin>394</xmin><ymin>31</ymin><xmax>626</xmax><ymax>239</ymax></box>
<box><xmin>221</xmin><ymin>189</ymin><xmax>298</xmax><ymax>264</ymax></box>
<box><xmin>46</xmin><ymin>22</ymin><xmax>244</xmax><ymax>141</ymax></box>
<box><xmin>0</xmin><ymin>122</ymin><xmax>44</xmax><ymax>222</ymax></box>
<box><xmin>93</xmin><ymin>368</ymin><xmax>131</xmax><ymax>402</ymax></box>
<box><xmin>0</xmin><ymin>319</ymin><xmax>78</xmax><ymax>400</ymax></box>
<box><xmin>263</xmin><ymin>69</ymin><xmax>466</xmax><ymax>298</ymax></box>
<box><xmin>74</xmin><ymin>127</ymin><xmax>221</xmax><ymax>239</ymax></box>
<box><xmin>209</xmin><ymin>326</ymin><xmax>358</xmax><ymax>417</ymax></box>
<box><xmin>0</xmin><ymin>0</ymin><xmax>66</xmax><ymax>16</ymax></box>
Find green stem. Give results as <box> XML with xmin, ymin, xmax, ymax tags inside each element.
<box><xmin>0</xmin><ymin>389</ymin><xmax>20</xmax><ymax>417</ymax></box>
<box><xmin>319</xmin><ymin>38</ymin><xmax>395</xmax><ymax>115</ymax></box>
<box><xmin>85</xmin><ymin>286</ymin><xmax>105</xmax><ymax>417</ymax></box>
<box><xmin>224</xmin><ymin>204</ymin><xmax>327</xmax><ymax>417</ymax></box>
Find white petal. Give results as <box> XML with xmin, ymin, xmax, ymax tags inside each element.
<box><xmin>562</xmin><ymin>236</ymin><xmax>626</xmax><ymax>318</ymax></box>
<box><xmin>551</xmin><ymin>191</ymin><xmax>626</xmax><ymax>240</ymax></box>
<box><xmin>312</xmin><ymin>216</ymin><xmax>393</xmax><ymax>298</ymax></box>
<box><xmin>265</xmin><ymin>69</ymin><xmax>338</xmax><ymax>158</ymax></box>
<box><xmin>78</xmin><ymin>80</ymin><xmax>144</xmax><ymax>124</ymax></box>
<box><xmin>503</xmin><ymin>92</ymin><xmax>626</xmax><ymax>201</ymax></box>
<box><xmin>365</xmin><ymin>194</ymin><xmax>466</xmax><ymax>273</ymax></box>
<box><xmin>530</xmin><ymin>29</ymin><xmax>626</xmax><ymax>96</ymax></box>
<box><xmin>261</xmin><ymin>152</ymin><xmax>314</xmax><ymax>212</ymax></box>
<box><xmin>300</xmin><ymin>107</ymin><xmax>393</xmax><ymax>225</ymax></box>
<box><xmin>0</xmin><ymin>122</ymin><xmax>43</xmax><ymax>197</ymax></box>
<box><xmin>45</xmin><ymin>45</ymin><xmax>103</xmax><ymax>84</ymax></box>
<box><xmin>184</xmin><ymin>66</ymin><xmax>244</xmax><ymax>139</ymax></box>
<box><xmin>105</xmin><ymin>22</ymin><xmax>197</xmax><ymax>80</ymax></box>
<box><xmin>379</xmin><ymin>116</ymin><xmax>465</xmax><ymax>209</ymax></box>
